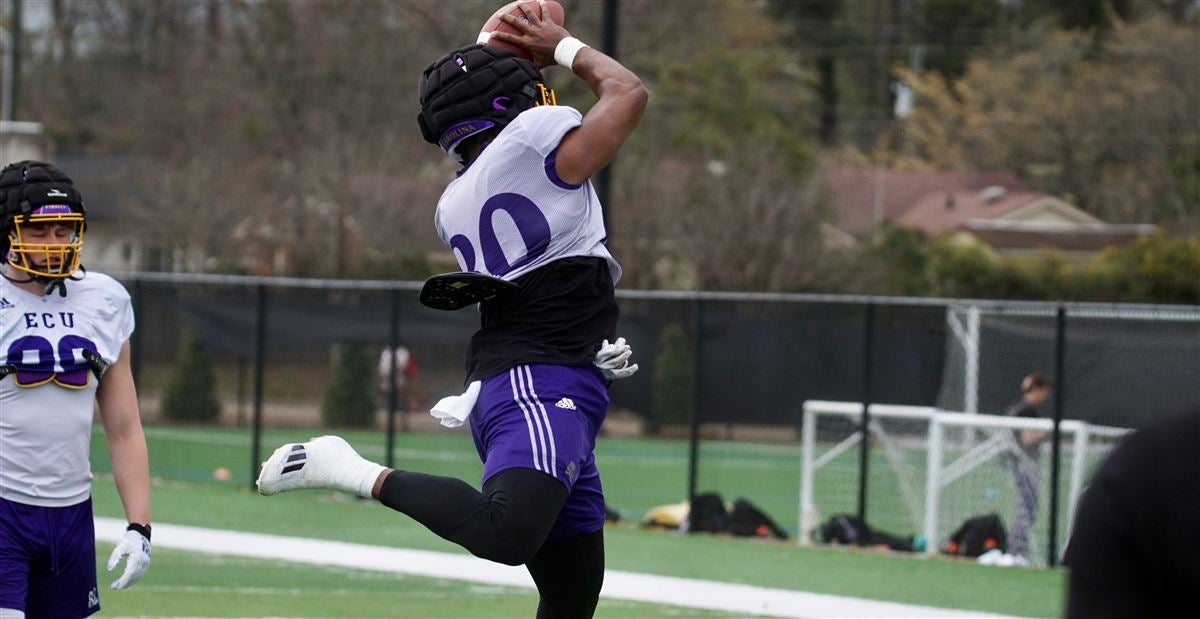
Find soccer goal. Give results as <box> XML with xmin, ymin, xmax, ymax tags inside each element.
<box><xmin>799</xmin><ymin>400</ymin><xmax>1129</xmax><ymax>565</ymax></box>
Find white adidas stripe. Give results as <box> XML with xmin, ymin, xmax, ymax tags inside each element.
<box><xmin>520</xmin><ymin>365</ymin><xmax>557</xmax><ymax>478</ymax></box>
<box><xmin>508</xmin><ymin>369</ymin><xmax>542</xmax><ymax>473</ymax></box>
<box><xmin>514</xmin><ymin>366</ymin><xmax>553</xmax><ymax>477</ymax></box>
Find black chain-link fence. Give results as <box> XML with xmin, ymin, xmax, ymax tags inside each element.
<box><xmin>116</xmin><ymin>272</ymin><xmax>1200</xmax><ymax>565</ymax></box>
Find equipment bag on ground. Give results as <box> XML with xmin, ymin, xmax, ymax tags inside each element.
<box><xmin>686</xmin><ymin>492</ymin><xmax>730</xmax><ymax>533</ymax></box>
<box><xmin>814</xmin><ymin>513</ymin><xmax>921</xmax><ymax>551</ymax></box>
<box><xmin>943</xmin><ymin>513</ymin><xmax>1008</xmax><ymax>557</ymax></box>
<box><xmin>729</xmin><ymin>498</ymin><xmax>789</xmax><ymax>539</ymax></box>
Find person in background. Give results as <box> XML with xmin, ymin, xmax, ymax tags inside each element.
<box><xmin>378</xmin><ymin>345</ymin><xmax>419</xmax><ymax>413</ymax></box>
<box><xmin>1001</xmin><ymin>372</ymin><xmax>1052</xmax><ymax>565</ymax></box>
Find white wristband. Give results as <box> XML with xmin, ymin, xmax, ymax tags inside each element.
<box><xmin>554</xmin><ymin>37</ymin><xmax>589</xmax><ymax>71</ymax></box>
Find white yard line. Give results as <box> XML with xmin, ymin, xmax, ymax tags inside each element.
<box><xmin>95</xmin><ymin>518</ymin><xmax>1023</xmax><ymax>619</ymax></box>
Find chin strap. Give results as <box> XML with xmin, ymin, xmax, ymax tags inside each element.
<box><xmin>43</xmin><ymin>277</ymin><xmax>67</xmax><ymax>297</ymax></box>
<box><xmin>40</xmin><ymin>266</ymin><xmax>86</xmax><ymax>297</ymax></box>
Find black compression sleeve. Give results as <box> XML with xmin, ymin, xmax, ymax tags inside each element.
<box><xmin>527</xmin><ymin>529</ymin><xmax>605</xmax><ymax>619</ymax></box>
<box><xmin>378</xmin><ymin>467</ymin><xmax>568</xmax><ymax>566</ymax></box>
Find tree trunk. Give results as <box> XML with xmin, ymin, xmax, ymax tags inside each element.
<box><xmin>817</xmin><ymin>55</ymin><xmax>837</xmax><ymax>146</ymax></box>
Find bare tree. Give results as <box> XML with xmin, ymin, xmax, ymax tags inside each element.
<box><xmin>616</xmin><ymin>141</ymin><xmax>833</xmax><ymax>292</ymax></box>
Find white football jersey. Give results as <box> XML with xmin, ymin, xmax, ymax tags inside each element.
<box><xmin>434</xmin><ymin>105</ymin><xmax>621</xmax><ymax>284</ymax></box>
<box><xmin>0</xmin><ymin>272</ymin><xmax>134</xmax><ymax>506</ymax></box>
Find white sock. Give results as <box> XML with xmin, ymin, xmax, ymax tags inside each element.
<box><xmin>343</xmin><ymin>457</ymin><xmax>388</xmax><ymax>499</ymax></box>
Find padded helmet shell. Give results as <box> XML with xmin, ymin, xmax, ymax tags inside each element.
<box><xmin>417</xmin><ymin>44</ymin><xmax>545</xmax><ymax>160</ymax></box>
<box><xmin>0</xmin><ymin>160</ymin><xmax>87</xmax><ymax>279</ymax></box>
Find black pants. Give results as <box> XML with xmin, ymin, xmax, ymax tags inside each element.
<box><xmin>379</xmin><ymin>467</ymin><xmax>604</xmax><ymax>619</ymax></box>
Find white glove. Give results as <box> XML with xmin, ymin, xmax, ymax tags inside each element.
<box><xmin>107</xmin><ymin>528</ymin><xmax>151</xmax><ymax>590</ymax></box>
<box><xmin>594</xmin><ymin>337</ymin><xmax>639</xmax><ymax>380</ymax></box>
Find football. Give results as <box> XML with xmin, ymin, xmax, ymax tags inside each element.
<box><xmin>476</xmin><ymin>0</ymin><xmax>566</xmax><ymax>62</ymax></box>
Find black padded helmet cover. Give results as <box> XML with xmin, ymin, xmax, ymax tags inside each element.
<box><xmin>0</xmin><ymin>160</ymin><xmax>86</xmax><ymax>256</ymax></box>
<box><xmin>417</xmin><ymin>44</ymin><xmax>545</xmax><ymax>159</ymax></box>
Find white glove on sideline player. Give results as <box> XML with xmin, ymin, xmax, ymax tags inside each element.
<box><xmin>107</xmin><ymin>528</ymin><xmax>151</xmax><ymax>590</ymax></box>
<box><xmin>594</xmin><ymin>337</ymin><xmax>639</xmax><ymax>380</ymax></box>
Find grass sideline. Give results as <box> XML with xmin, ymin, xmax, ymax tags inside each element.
<box><xmin>89</xmin><ymin>424</ymin><xmax>1065</xmax><ymax>617</ymax></box>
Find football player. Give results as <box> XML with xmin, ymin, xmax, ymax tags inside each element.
<box><xmin>257</xmin><ymin>2</ymin><xmax>646</xmax><ymax>617</ymax></box>
<box><xmin>0</xmin><ymin>160</ymin><xmax>152</xmax><ymax>617</ymax></box>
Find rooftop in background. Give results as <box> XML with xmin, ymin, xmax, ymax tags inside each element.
<box><xmin>963</xmin><ymin>219</ymin><xmax>1159</xmax><ymax>253</ymax></box>
<box><xmin>825</xmin><ymin>166</ymin><xmax>1024</xmax><ymax>236</ymax></box>
<box><xmin>898</xmin><ymin>189</ymin><xmax>1092</xmax><ymax>234</ymax></box>
<box><xmin>824</xmin><ymin>165</ymin><xmax>1156</xmax><ymax>254</ymax></box>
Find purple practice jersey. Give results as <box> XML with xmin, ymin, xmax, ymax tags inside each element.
<box><xmin>434</xmin><ymin>105</ymin><xmax>621</xmax><ymax>284</ymax></box>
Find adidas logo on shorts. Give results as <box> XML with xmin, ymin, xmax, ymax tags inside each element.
<box><xmin>554</xmin><ymin>397</ymin><xmax>577</xmax><ymax>411</ymax></box>
<box><xmin>282</xmin><ymin>444</ymin><xmax>307</xmax><ymax>473</ymax></box>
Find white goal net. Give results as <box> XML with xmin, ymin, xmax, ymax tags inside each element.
<box><xmin>800</xmin><ymin>400</ymin><xmax>1129</xmax><ymax>566</ymax></box>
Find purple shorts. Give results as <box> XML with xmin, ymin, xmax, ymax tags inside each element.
<box><xmin>471</xmin><ymin>363</ymin><xmax>608</xmax><ymax>541</ymax></box>
<box><xmin>0</xmin><ymin>496</ymin><xmax>100</xmax><ymax>617</ymax></box>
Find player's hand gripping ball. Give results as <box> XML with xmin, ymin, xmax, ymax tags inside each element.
<box><xmin>477</xmin><ymin>0</ymin><xmax>566</xmax><ymax>68</ymax></box>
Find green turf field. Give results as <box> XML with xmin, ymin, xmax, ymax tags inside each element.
<box><xmin>88</xmin><ymin>424</ymin><xmax>1066</xmax><ymax>617</ymax></box>
<box><xmin>100</xmin><ymin>424</ymin><xmax>880</xmax><ymax>532</ymax></box>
